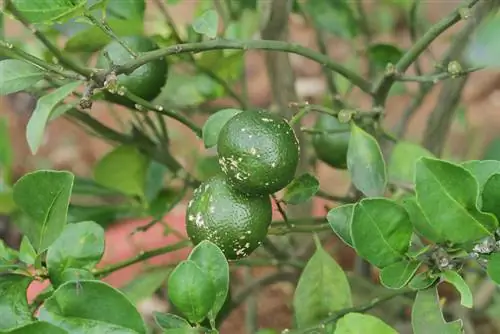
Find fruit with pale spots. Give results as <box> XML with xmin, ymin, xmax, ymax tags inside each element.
<box><xmin>217</xmin><ymin>110</ymin><xmax>299</xmax><ymax>195</ymax></box>
<box><xmin>185</xmin><ymin>175</ymin><xmax>272</xmax><ymax>260</ymax></box>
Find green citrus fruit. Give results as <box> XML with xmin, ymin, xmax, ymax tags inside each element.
<box><xmin>216</xmin><ymin>110</ymin><xmax>299</xmax><ymax>195</ymax></box>
<box><xmin>96</xmin><ymin>36</ymin><xmax>168</xmax><ymax>106</ymax></box>
<box><xmin>186</xmin><ymin>174</ymin><xmax>272</xmax><ymax>260</ymax></box>
<box><xmin>312</xmin><ymin>114</ymin><xmax>351</xmax><ymax>169</ymax></box>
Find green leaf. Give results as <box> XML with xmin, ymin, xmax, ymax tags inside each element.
<box><xmin>379</xmin><ymin>260</ymin><xmax>421</xmax><ymax>289</ymax></box>
<box><xmin>4</xmin><ymin>322</ymin><xmax>68</xmax><ymax>334</ymax></box>
<box><xmin>327</xmin><ymin>204</ymin><xmax>354</xmax><ymax>247</ymax></box>
<box><xmin>366</xmin><ymin>43</ymin><xmax>404</xmax><ymax>73</ymax></box>
<box><xmin>144</xmin><ymin>161</ymin><xmax>170</xmax><ymax>203</ymax></box>
<box><xmin>483</xmin><ymin>138</ymin><xmax>500</xmax><ymax>160</ymax></box>
<box><xmin>64</xmin><ymin>19</ymin><xmax>143</xmax><ymax>52</ymax></box>
<box><xmin>13</xmin><ymin>170</ymin><xmax>74</xmax><ymax>251</ymax></box>
<box><xmin>487</xmin><ymin>252</ymin><xmax>500</xmax><ymax>284</ymax></box>
<box><xmin>106</xmin><ymin>0</ymin><xmax>145</xmax><ymax>20</ymax></box>
<box><xmin>202</xmin><ymin>108</ymin><xmax>242</xmax><ymax>148</ymax></box>
<box><xmin>10</xmin><ymin>0</ymin><xmax>86</xmax><ymax>24</ymax></box>
<box><xmin>351</xmin><ymin>198</ymin><xmax>412</xmax><ymax>268</ymax></box>
<box><xmin>465</xmin><ymin>13</ymin><xmax>500</xmax><ymax>68</ymax></box>
<box><xmin>409</xmin><ymin>272</ymin><xmax>438</xmax><ymax>290</ymax></box>
<box><xmin>19</xmin><ymin>235</ymin><xmax>37</xmax><ymax>265</ymax></box>
<box><xmin>26</xmin><ymin>81</ymin><xmax>81</xmax><ymax>154</ymax></box>
<box><xmin>334</xmin><ymin>312</ymin><xmax>398</xmax><ymax>334</ymax></box>
<box><xmin>93</xmin><ymin>145</ymin><xmax>150</xmax><ymax>198</ymax></box>
<box><xmin>0</xmin><ymin>274</ymin><xmax>33</xmax><ymax>331</ymax></box>
<box><xmin>304</xmin><ymin>0</ymin><xmax>358</xmax><ymax>38</ymax></box>
<box><xmin>167</xmin><ymin>260</ymin><xmax>216</xmax><ymax>324</ymax></box>
<box><xmin>0</xmin><ymin>117</ymin><xmax>13</xmax><ymax>183</ymax></box>
<box><xmin>482</xmin><ymin>173</ymin><xmax>500</xmax><ymax>220</ymax></box>
<box><xmin>72</xmin><ymin>176</ymin><xmax>124</xmax><ymax>197</ymax></box>
<box><xmin>293</xmin><ymin>244</ymin><xmax>352</xmax><ymax>328</ymax></box>
<box><xmin>192</xmin><ymin>9</ymin><xmax>219</xmax><ymax>39</ymax></box>
<box><xmin>401</xmin><ymin>196</ymin><xmax>443</xmax><ymax>243</ymax></box>
<box><xmin>39</xmin><ymin>280</ymin><xmax>147</xmax><ymax>333</ymax></box>
<box><xmin>415</xmin><ymin>157</ymin><xmax>498</xmax><ymax>244</ymax></box>
<box><xmin>0</xmin><ymin>60</ymin><xmax>45</xmax><ymax>95</ymax></box>
<box><xmin>347</xmin><ymin>123</ymin><xmax>387</xmax><ymax>197</ymax></box>
<box><xmin>461</xmin><ymin>159</ymin><xmax>500</xmax><ymax>207</ymax></box>
<box><xmin>121</xmin><ymin>268</ymin><xmax>171</xmax><ymax>305</ymax></box>
<box><xmin>441</xmin><ymin>271</ymin><xmax>473</xmax><ymax>308</ymax></box>
<box><xmin>412</xmin><ymin>287</ymin><xmax>463</xmax><ymax>334</ymax></box>
<box><xmin>282</xmin><ymin>173</ymin><xmax>320</xmax><ymax>205</ymax></box>
<box><xmin>388</xmin><ymin>141</ymin><xmax>434</xmax><ymax>184</ymax></box>
<box><xmin>154</xmin><ymin>312</ymin><xmax>191</xmax><ymax>329</ymax></box>
<box><xmin>188</xmin><ymin>241</ymin><xmax>229</xmax><ymax>322</ymax></box>
<box><xmin>195</xmin><ymin>155</ymin><xmax>222</xmax><ymax>181</ymax></box>
<box><xmin>46</xmin><ymin>221</ymin><xmax>105</xmax><ymax>287</ymax></box>
<box><xmin>0</xmin><ymin>239</ymin><xmax>19</xmax><ymax>262</ymax></box>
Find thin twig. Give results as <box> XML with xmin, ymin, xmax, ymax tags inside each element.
<box><xmin>396</xmin><ymin>66</ymin><xmax>483</xmax><ymax>83</ymax></box>
<box><xmin>315</xmin><ymin>190</ymin><xmax>356</xmax><ymax>203</ymax></box>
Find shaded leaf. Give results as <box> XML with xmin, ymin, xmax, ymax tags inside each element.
<box><xmin>144</xmin><ymin>161</ymin><xmax>170</xmax><ymax>203</ymax></box>
<box><xmin>461</xmin><ymin>159</ymin><xmax>500</xmax><ymax>207</ymax></box>
<box><xmin>465</xmin><ymin>13</ymin><xmax>500</xmax><ymax>68</ymax></box>
<box><xmin>19</xmin><ymin>235</ymin><xmax>37</xmax><ymax>265</ymax></box>
<box><xmin>441</xmin><ymin>271</ymin><xmax>473</xmax><ymax>308</ymax></box>
<box><xmin>347</xmin><ymin>123</ymin><xmax>387</xmax><ymax>197</ymax></box>
<box><xmin>202</xmin><ymin>108</ymin><xmax>242</xmax><ymax>148</ymax></box>
<box><xmin>46</xmin><ymin>221</ymin><xmax>105</xmax><ymax>287</ymax></box>
<box><xmin>121</xmin><ymin>268</ymin><xmax>171</xmax><ymax>305</ymax></box>
<box><xmin>72</xmin><ymin>176</ymin><xmax>124</xmax><ymax>197</ymax></box>
<box><xmin>351</xmin><ymin>198</ymin><xmax>412</xmax><ymax>268</ymax></box>
<box><xmin>335</xmin><ymin>312</ymin><xmax>398</xmax><ymax>334</ymax></box>
<box><xmin>154</xmin><ymin>312</ymin><xmax>191</xmax><ymax>329</ymax></box>
<box><xmin>0</xmin><ymin>274</ymin><xmax>33</xmax><ymax>331</ymax></box>
<box><xmin>412</xmin><ymin>287</ymin><xmax>463</xmax><ymax>334</ymax></box>
<box><xmin>366</xmin><ymin>43</ymin><xmax>404</xmax><ymax>73</ymax></box>
<box><xmin>293</xmin><ymin>244</ymin><xmax>352</xmax><ymax>328</ymax></box>
<box><xmin>388</xmin><ymin>141</ymin><xmax>434</xmax><ymax>184</ymax></box>
<box><xmin>106</xmin><ymin>0</ymin><xmax>145</xmax><ymax>20</ymax></box>
<box><xmin>5</xmin><ymin>322</ymin><xmax>68</xmax><ymax>334</ymax></box>
<box><xmin>304</xmin><ymin>0</ymin><xmax>358</xmax><ymax>38</ymax></box>
<box><xmin>482</xmin><ymin>138</ymin><xmax>500</xmax><ymax>161</ymax></box>
<box><xmin>379</xmin><ymin>260</ymin><xmax>421</xmax><ymax>289</ymax></box>
<box><xmin>482</xmin><ymin>173</ymin><xmax>500</xmax><ymax>221</ymax></box>
<box><xmin>327</xmin><ymin>204</ymin><xmax>354</xmax><ymax>247</ymax></box>
<box><xmin>13</xmin><ymin>170</ymin><xmax>74</xmax><ymax>251</ymax></box>
<box><xmin>487</xmin><ymin>252</ymin><xmax>500</xmax><ymax>285</ymax></box>
<box><xmin>10</xmin><ymin>0</ymin><xmax>86</xmax><ymax>24</ymax></box>
<box><xmin>26</xmin><ymin>81</ymin><xmax>81</xmax><ymax>154</ymax></box>
<box><xmin>402</xmin><ymin>196</ymin><xmax>443</xmax><ymax>243</ymax></box>
<box><xmin>282</xmin><ymin>173</ymin><xmax>320</xmax><ymax>205</ymax></box>
<box><xmin>0</xmin><ymin>60</ymin><xmax>45</xmax><ymax>95</ymax></box>
<box><xmin>0</xmin><ymin>117</ymin><xmax>13</xmax><ymax>184</ymax></box>
<box><xmin>192</xmin><ymin>10</ymin><xmax>219</xmax><ymax>39</ymax></box>
<box><xmin>195</xmin><ymin>155</ymin><xmax>222</xmax><ymax>181</ymax></box>
<box><xmin>409</xmin><ymin>272</ymin><xmax>438</xmax><ymax>290</ymax></box>
<box><xmin>415</xmin><ymin>157</ymin><xmax>498</xmax><ymax>244</ymax></box>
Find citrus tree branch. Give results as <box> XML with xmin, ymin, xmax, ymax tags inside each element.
<box><xmin>396</xmin><ymin>66</ymin><xmax>483</xmax><ymax>83</ymax></box>
<box><xmin>113</xmin><ymin>39</ymin><xmax>372</xmax><ymax>94</ymax></box>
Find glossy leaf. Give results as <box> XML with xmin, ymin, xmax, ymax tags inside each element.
<box><xmin>202</xmin><ymin>108</ymin><xmax>242</xmax><ymax>148</ymax></box>
<box><xmin>441</xmin><ymin>271</ymin><xmax>473</xmax><ymax>308</ymax></box>
<box><xmin>93</xmin><ymin>145</ymin><xmax>150</xmax><ymax>198</ymax></box>
<box><xmin>154</xmin><ymin>312</ymin><xmax>191</xmax><ymax>329</ymax></box>
<box><xmin>388</xmin><ymin>141</ymin><xmax>434</xmax><ymax>184</ymax></box>
<box><xmin>0</xmin><ymin>60</ymin><xmax>45</xmax><ymax>95</ymax></box>
<box><xmin>13</xmin><ymin>170</ymin><xmax>74</xmax><ymax>251</ymax></box>
<box><xmin>351</xmin><ymin>198</ymin><xmax>412</xmax><ymax>268</ymax></box>
<box><xmin>347</xmin><ymin>123</ymin><xmax>387</xmax><ymax>197</ymax></box>
<box><xmin>46</xmin><ymin>221</ymin><xmax>105</xmax><ymax>287</ymax></box>
<box><xmin>327</xmin><ymin>204</ymin><xmax>354</xmax><ymax>247</ymax></box>
<box><xmin>409</xmin><ymin>272</ymin><xmax>439</xmax><ymax>290</ymax></box>
<box><xmin>379</xmin><ymin>260</ymin><xmax>421</xmax><ymax>289</ymax></box>
<box><xmin>304</xmin><ymin>0</ymin><xmax>358</xmax><ymax>38</ymax></box>
<box><xmin>487</xmin><ymin>252</ymin><xmax>500</xmax><ymax>284</ymax></box>
<box><xmin>188</xmin><ymin>241</ymin><xmax>229</xmax><ymax>321</ymax></box>
<box><xmin>282</xmin><ymin>173</ymin><xmax>320</xmax><ymax>205</ymax></box>
<box><xmin>19</xmin><ymin>235</ymin><xmax>37</xmax><ymax>265</ymax></box>
<box><xmin>482</xmin><ymin>173</ymin><xmax>500</xmax><ymax>220</ymax></box>
<box><xmin>5</xmin><ymin>322</ymin><xmax>68</xmax><ymax>334</ymax></box>
<box><xmin>415</xmin><ymin>157</ymin><xmax>497</xmax><ymax>244</ymax></box>
<box><xmin>121</xmin><ymin>268</ymin><xmax>171</xmax><ymax>305</ymax></box>
<box><xmin>402</xmin><ymin>196</ymin><xmax>443</xmax><ymax>243</ymax></box>
<box><xmin>334</xmin><ymin>312</ymin><xmax>398</xmax><ymax>334</ymax></box>
<box><xmin>293</xmin><ymin>244</ymin><xmax>352</xmax><ymax>328</ymax></box>
<box><xmin>26</xmin><ymin>81</ymin><xmax>81</xmax><ymax>154</ymax></box>
<box><xmin>167</xmin><ymin>260</ymin><xmax>216</xmax><ymax>323</ymax></box>
<box><xmin>0</xmin><ymin>274</ymin><xmax>33</xmax><ymax>331</ymax></box>
<box><xmin>366</xmin><ymin>43</ymin><xmax>404</xmax><ymax>73</ymax></box>
<box><xmin>10</xmin><ymin>0</ymin><xmax>86</xmax><ymax>24</ymax></box>
<box><xmin>465</xmin><ymin>13</ymin><xmax>500</xmax><ymax>68</ymax></box>
<box><xmin>39</xmin><ymin>280</ymin><xmax>147</xmax><ymax>333</ymax></box>
<box><xmin>412</xmin><ymin>287</ymin><xmax>463</xmax><ymax>334</ymax></box>
<box><xmin>192</xmin><ymin>9</ymin><xmax>219</xmax><ymax>39</ymax></box>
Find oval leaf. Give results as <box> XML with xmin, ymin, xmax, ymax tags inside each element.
<box><xmin>0</xmin><ymin>60</ymin><xmax>45</xmax><ymax>95</ymax></box>
<box><xmin>347</xmin><ymin>123</ymin><xmax>387</xmax><ymax>197</ymax></box>
<box><xmin>481</xmin><ymin>173</ymin><xmax>500</xmax><ymax>221</ymax></box>
<box><xmin>401</xmin><ymin>196</ymin><xmax>443</xmax><ymax>243</ymax></box>
<box><xmin>412</xmin><ymin>287</ymin><xmax>463</xmax><ymax>334</ymax></box>
<box><xmin>27</xmin><ymin>81</ymin><xmax>81</xmax><ymax>154</ymax></box>
<box><xmin>6</xmin><ymin>322</ymin><xmax>68</xmax><ymax>334</ymax></box>
<box><xmin>366</xmin><ymin>43</ymin><xmax>404</xmax><ymax>73</ymax></box>
<box><xmin>351</xmin><ymin>198</ymin><xmax>412</xmax><ymax>268</ymax></box>
<box><xmin>379</xmin><ymin>260</ymin><xmax>421</xmax><ymax>289</ymax></box>
<box><xmin>0</xmin><ymin>274</ymin><xmax>33</xmax><ymax>331</ymax></box>
<box><xmin>327</xmin><ymin>204</ymin><xmax>354</xmax><ymax>247</ymax></box>
<box><xmin>335</xmin><ymin>312</ymin><xmax>398</xmax><ymax>334</ymax></box>
<box><xmin>154</xmin><ymin>312</ymin><xmax>191</xmax><ymax>329</ymax></box>
<box><xmin>293</xmin><ymin>244</ymin><xmax>352</xmax><ymax>328</ymax></box>
<box><xmin>13</xmin><ymin>170</ymin><xmax>74</xmax><ymax>251</ymax></box>
<box><xmin>409</xmin><ymin>272</ymin><xmax>439</xmax><ymax>291</ymax></box>
<box><xmin>106</xmin><ymin>0</ymin><xmax>145</xmax><ymax>20</ymax></box>
<box><xmin>168</xmin><ymin>260</ymin><xmax>216</xmax><ymax>324</ymax></box>
<box><xmin>415</xmin><ymin>157</ymin><xmax>498</xmax><ymax>244</ymax></box>
<box><xmin>487</xmin><ymin>252</ymin><xmax>500</xmax><ymax>285</ymax></box>
<box><xmin>39</xmin><ymin>280</ymin><xmax>147</xmax><ymax>333</ymax></box>
<box><xmin>441</xmin><ymin>271</ymin><xmax>473</xmax><ymax>308</ymax></box>
<box><xmin>93</xmin><ymin>145</ymin><xmax>150</xmax><ymax>198</ymax></box>
<box><xmin>388</xmin><ymin>141</ymin><xmax>434</xmax><ymax>184</ymax></box>
<box><xmin>10</xmin><ymin>0</ymin><xmax>86</xmax><ymax>24</ymax></box>
<box><xmin>188</xmin><ymin>241</ymin><xmax>229</xmax><ymax>321</ymax></box>
<box><xmin>303</xmin><ymin>0</ymin><xmax>358</xmax><ymax>38</ymax></box>
<box><xmin>46</xmin><ymin>221</ymin><xmax>105</xmax><ymax>287</ymax></box>
<box><xmin>462</xmin><ymin>159</ymin><xmax>500</xmax><ymax>207</ymax></box>
<box><xmin>282</xmin><ymin>173</ymin><xmax>320</xmax><ymax>205</ymax></box>
<box><xmin>192</xmin><ymin>9</ymin><xmax>219</xmax><ymax>39</ymax></box>
<box><xmin>19</xmin><ymin>236</ymin><xmax>37</xmax><ymax>265</ymax></box>
<box><xmin>121</xmin><ymin>269</ymin><xmax>171</xmax><ymax>305</ymax></box>
<box><xmin>202</xmin><ymin>108</ymin><xmax>242</xmax><ymax>148</ymax></box>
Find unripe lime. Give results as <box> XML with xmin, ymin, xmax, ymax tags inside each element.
<box><xmin>312</xmin><ymin>114</ymin><xmax>351</xmax><ymax>169</ymax></box>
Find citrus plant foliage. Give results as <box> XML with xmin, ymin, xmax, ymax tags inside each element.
<box><xmin>1</xmin><ymin>0</ymin><xmax>500</xmax><ymax>333</ymax></box>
